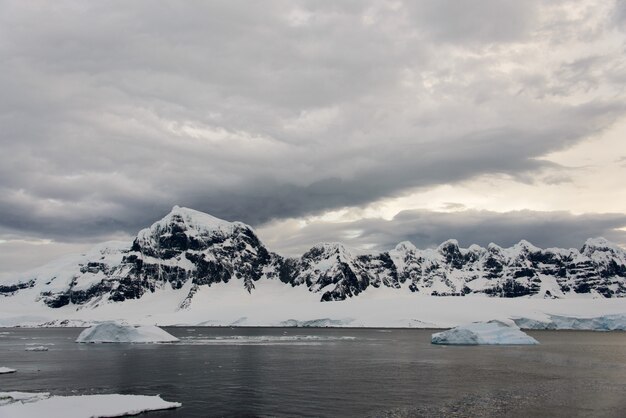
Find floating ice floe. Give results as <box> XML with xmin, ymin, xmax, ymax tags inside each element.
<box><xmin>0</xmin><ymin>392</ymin><xmax>181</xmax><ymax>417</ymax></box>
<box><xmin>76</xmin><ymin>321</ymin><xmax>179</xmax><ymax>343</ymax></box>
<box><xmin>0</xmin><ymin>367</ymin><xmax>16</xmax><ymax>374</ymax></box>
<box><xmin>24</xmin><ymin>346</ymin><xmax>48</xmax><ymax>351</ymax></box>
<box><xmin>431</xmin><ymin>320</ymin><xmax>539</xmax><ymax>345</ymax></box>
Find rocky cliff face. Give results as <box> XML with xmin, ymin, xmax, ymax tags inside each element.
<box><xmin>2</xmin><ymin>207</ymin><xmax>625</xmax><ymax>308</ymax></box>
<box><xmin>31</xmin><ymin>207</ymin><xmax>279</xmax><ymax>308</ymax></box>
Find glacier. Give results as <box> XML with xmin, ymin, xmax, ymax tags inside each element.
<box><xmin>513</xmin><ymin>313</ymin><xmax>626</xmax><ymax>331</ymax></box>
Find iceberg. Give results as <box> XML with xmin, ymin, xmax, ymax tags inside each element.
<box><xmin>76</xmin><ymin>321</ymin><xmax>179</xmax><ymax>343</ymax></box>
<box><xmin>0</xmin><ymin>392</ymin><xmax>181</xmax><ymax>417</ymax></box>
<box><xmin>431</xmin><ymin>320</ymin><xmax>539</xmax><ymax>345</ymax></box>
<box><xmin>0</xmin><ymin>367</ymin><xmax>16</xmax><ymax>374</ymax></box>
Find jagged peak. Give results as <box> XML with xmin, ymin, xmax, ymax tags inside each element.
<box><xmin>507</xmin><ymin>240</ymin><xmax>541</xmax><ymax>256</ymax></box>
<box><xmin>166</xmin><ymin>205</ymin><xmax>233</xmax><ymax>228</ymax></box>
<box><xmin>437</xmin><ymin>239</ymin><xmax>460</xmax><ymax>252</ymax></box>
<box><xmin>309</xmin><ymin>242</ymin><xmax>350</xmax><ymax>254</ymax></box>
<box><xmin>394</xmin><ymin>241</ymin><xmax>417</xmax><ymax>252</ymax></box>
<box><xmin>467</xmin><ymin>244</ymin><xmax>485</xmax><ymax>253</ymax></box>
<box><xmin>581</xmin><ymin>237</ymin><xmax>623</xmax><ymax>254</ymax></box>
<box><xmin>136</xmin><ymin>206</ymin><xmax>244</xmax><ymax>244</ymax></box>
<box><xmin>305</xmin><ymin>242</ymin><xmax>369</xmax><ymax>259</ymax></box>
<box><xmin>515</xmin><ymin>239</ymin><xmax>539</xmax><ymax>250</ymax></box>
<box><xmin>487</xmin><ymin>242</ymin><xmax>503</xmax><ymax>253</ymax></box>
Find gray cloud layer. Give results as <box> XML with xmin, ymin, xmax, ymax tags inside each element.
<box><xmin>0</xmin><ymin>1</ymin><xmax>625</xmax><ymax>246</ymax></box>
<box><xmin>266</xmin><ymin>210</ymin><xmax>626</xmax><ymax>256</ymax></box>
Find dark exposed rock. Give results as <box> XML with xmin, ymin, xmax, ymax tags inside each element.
<box><xmin>42</xmin><ymin>292</ymin><xmax>70</xmax><ymax>308</ymax></box>
<box><xmin>0</xmin><ymin>280</ymin><xmax>35</xmax><ymax>295</ymax></box>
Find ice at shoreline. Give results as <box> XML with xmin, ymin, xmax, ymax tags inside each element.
<box><xmin>1</xmin><ymin>284</ymin><xmax>624</xmax><ymax>331</ymax></box>
<box><xmin>513</xmin><ymin>314</ymin><xmax>626</xmax><ymax>331</ymax></box>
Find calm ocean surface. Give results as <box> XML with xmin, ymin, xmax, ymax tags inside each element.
<box><xmin>1</xmin><ymin>327</ymin><xmax>625</xmax><ymax>417</ymax></box>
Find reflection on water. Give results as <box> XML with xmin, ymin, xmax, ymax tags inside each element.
<box><xmin>0</xmin><ymin>327</ymin><xmax>625</xmax><ymax>417</ymax></box>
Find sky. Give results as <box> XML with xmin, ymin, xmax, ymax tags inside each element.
<box><xmin>1</xmin><ymin>0</ymin><xmax>626</xmax><ymax>273</ymax></box>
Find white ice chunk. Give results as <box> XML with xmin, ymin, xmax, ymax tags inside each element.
<box><xmin>24</xmin><ymin>346</ymin><xmax>48</xmax><ymax>351</ymax></box>
<box><xmin>431</xmin><ymin>320</ymin><xmax>539</xmax><ymax>345</ymax></box>
<box><xmin>76</xmin><ymin>321</ymin><xmax>179</xmax><ymax>343</ymax></box>
<box><xmin>0</xmin><ymin>392</ymin><xmax>181</xmax><ymax>417</ymax></box>
<box><xmin>0</xmin><ymin>367</ymin><xmax>16</xmax><ymax>374</ymax></box>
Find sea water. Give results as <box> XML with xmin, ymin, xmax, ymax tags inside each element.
<box><xmin>1</xmin><ymin>327</ymin><xmax>625</xmax><ymax>417</ymax></box>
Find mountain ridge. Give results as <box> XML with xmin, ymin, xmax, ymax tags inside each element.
<box><xmin>2</xmin><ymin>206</ymin><xmax>625</xmax><ymax>308</ymax></box>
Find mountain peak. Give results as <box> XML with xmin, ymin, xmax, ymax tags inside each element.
<box><xmin>160</xmin><ymin>206</ymin><xmax>236</xmax><ymax>231</ymax></box>
<box><xmin>134</xmin><ymin>206</ymin><xmax>240</xmax><ymax>248</ymax></box>
<box><xmin>516</xmin><ymin>239</ymin><xmax>538</xmax><ymax>249</ymax></box>
<box><xmin>394</xmin><ymin>241</ymin><xmax>417</xmax><ymax>252</ymax></box>
<box><xmin>437</xmin><ymin>239</ymin><xmax>460</xmax><ymax>252</ymax></box>
<box><xmin>581</xmin><ymin>237</ymin><xmax>623</xmax><ymax>254</ymax></box>
<box><xmin>310</xmin><ymin>242</ymin><xmax>351</xmax><ymax>254</ymax></box>
<box><xmin>303</xmin><ymin>242</ymin><xmax>371</xmax><ymax>261</ymax></box>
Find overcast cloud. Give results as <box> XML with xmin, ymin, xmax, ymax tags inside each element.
<box><xmin>1</xmin><ymin>1</ymin><xmax>626</xmax><ymax>271</ymax></box>
<box><xmin>259</xmin><ymin>210</ymin><xmax>626</xmax><ymax>256</ymax></box>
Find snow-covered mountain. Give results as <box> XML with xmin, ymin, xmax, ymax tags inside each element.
<box><xmin>2</xmin><ymin>206</ymin><xmax>625</xmax><ymax>311</ymax></box>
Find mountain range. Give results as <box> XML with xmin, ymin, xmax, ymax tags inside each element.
<box><xmin>2</xmin><ymin>206</ymin><xmax>625</xmax><ymax>310</ymax></box>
